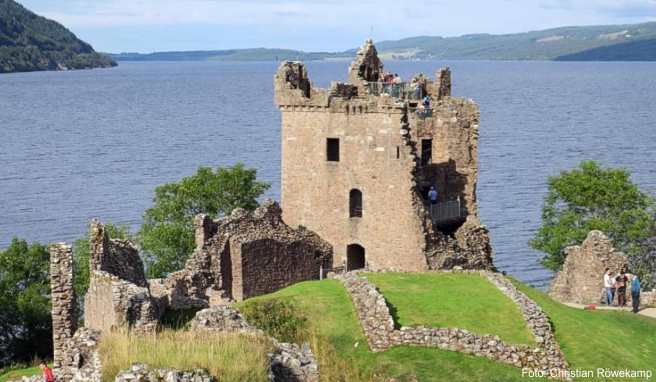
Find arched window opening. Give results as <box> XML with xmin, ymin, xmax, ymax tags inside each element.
<box><xmin>349</xmin><ymin>189</ymin><xmax>363</xmax><ymax>218</ymax></box>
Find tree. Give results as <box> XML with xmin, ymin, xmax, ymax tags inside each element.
<box><xmin>72</xmin><ymin>222</ymin><xmax>131</xmax><ymax>305</ymax></box>
<box><xmin>0</xmin><ymin>238</ymin><xmax>52</xmax><ymax>365</ymax></box>
<box><xmin>136</xmin><ymin>164</ymin><xmax>271</xmax><ymax>278</ymax></box>
<box><xmin>529</xmin><ymin>160</ymin><xmax>656</xmax><ymax>289</ymax></box>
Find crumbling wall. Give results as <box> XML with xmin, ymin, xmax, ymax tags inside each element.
<box><xmin>50</xmin><ymin>243</ymin><xmax>78</xmax><ymax>371</ymax></box>
<box><xmin>550</xmin><ymin>230</ymin><xmax>628</xmax><ymax>305</ymax></box>
<box><xmin>426</xmin><ymin>217</ymin><xmax>494</xmax><ymax>270</ymax></box>
<box><xmin>84</xmin><ymin>221</ymin><xmax>158</xmax><ymax>333</ymax></box>
<box><xmin>348</xmin><ymin>39</ymin><xmax>383</xmax><ymax>88</ymax></box>
<box><xmin>85</xmin><ymin>271</ymin><xmax>158</xmax><ymax>333</ymax></box>
<box><xmin>89</xmin><ymin>219</ymin><xmax>148</xmax><ymax>287</ymax></box>
<box><xmin>154</xmin><ymin>200</ymin><xmax>332</xmax><ymax>305</ymax></box>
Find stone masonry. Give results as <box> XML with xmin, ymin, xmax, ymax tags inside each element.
<box><xmin>156</xmin><ymin>199</ymin><xmax>333</xmax><ymax>304</ymax></box>
<box><xmin>275</xmin><ymin>39</ymin><xmax>493</xmax><ymax>272</ymax></box>
<box><xmin>336</xmin><ymin>272</ymin><xmax>569</xmax><ymax>379</ymax></box>
<box><xmin>550</xmin><ymin>230</ymin><xmax>655</xmax><ymax>306</ymax></box>
<box><xmin>189</xmin><ymin>306</ymin><xmax>320</xmax><ymax>382</ymax></box>
<box><xmin>50</xmin><ymin>243</ymin><xmax>78</xmax><ymax>371</ymax></box>
<box><xmin>84</xmin><ymin>221</ymin><xmax>158</xmax><ymax>334</ymax></box>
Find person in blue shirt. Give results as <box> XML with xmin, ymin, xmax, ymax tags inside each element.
<box><xmin>428</xmin><ymin>187</ymin><xmax>438</xmax><ymax>205</ymax></box>
<box><xmin>629</xmin><ymin>274</ymin><xmax>641</xmax><ymax>313</ymax></box>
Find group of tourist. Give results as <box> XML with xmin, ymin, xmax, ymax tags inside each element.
<box><xmin>603</xmin><ymin>267</ymin><xmax>641</xmax><ymax>313</ymax></box>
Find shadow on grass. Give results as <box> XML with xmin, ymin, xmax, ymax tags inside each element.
<box><xmin>377</xmin><ymin>288</ymin><xmax>402</xmax><ymax>330</ymax></box>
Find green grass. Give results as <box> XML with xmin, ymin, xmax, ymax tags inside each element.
<box><xmin>246</xmin><ymin>280</ymin><xmax>525</xmax><ymax>382</ymax></box>
<box><xmin>0</xmin><ymin>366</ymin><xmax>42</xmax><ymax>382</ymax></box>
<box><xmin>511</xmin><ymin>279</ymin><xmax>656</xmax><ymax>381</ymax></box>
<box><xmin>365</xmin><ymin>273</ymin><xmax>536</xmax><ymax>346</ymax></box>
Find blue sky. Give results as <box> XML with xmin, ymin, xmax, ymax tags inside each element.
<box><xmin>17</xmin><ymin>0</ymin><xmax>656</xmax><ymax>53</ymax></box>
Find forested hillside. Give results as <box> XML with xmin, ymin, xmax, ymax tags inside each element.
<box><xmin>0</xmin><ymin>0</ymin><xmax>116</xmax><ymax>73</ymax></box>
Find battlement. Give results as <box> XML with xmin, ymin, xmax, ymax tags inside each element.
<box><xmin>274</xmin><ymin>39</ymin><xmax>452</xmax><ymax>112</ymax></box>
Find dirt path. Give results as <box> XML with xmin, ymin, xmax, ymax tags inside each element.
<box><xmin>563</xmin><ymin>302</ymin><xmax>656</xmax><ymax>318</ymax></box>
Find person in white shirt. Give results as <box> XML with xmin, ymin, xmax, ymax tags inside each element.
<box><xmin>603</xmin><ymin>268</ymin><xmax>615</xmax><ymax>306</ymax></box>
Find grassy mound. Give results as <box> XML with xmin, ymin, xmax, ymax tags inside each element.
<box><xmin>511</xmin><ymin>279</ymin><xmax>656</xmax><ymax>381</ymax></box>
<box><xmin>98</xmin><ymin>329</ymin><xmax>273</xmax><ymax>382</ymax></box>
<box><xmin>365</xmin><ymin>273</ymin><xmax>535</xmax><ymax>346</ymax></box>
<box><xmin>248</xmin><ymin>280</ymin><xmax>525</xmax><ymax>381</ymax></box>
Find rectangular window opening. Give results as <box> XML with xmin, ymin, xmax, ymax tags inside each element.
<box><xmin>396</xmin><ymin>146</ymin><xmax>400</xmax><ymax>159</ymax></box>
<box><xmin>327</xmin><ymin>138</ymin><xmax>340</xmax><ymax>162</ymax></box>
<box><xmin>421</xmin><ymin>139</ymin><xmax>432</xmax><ymax>166</ymax></box>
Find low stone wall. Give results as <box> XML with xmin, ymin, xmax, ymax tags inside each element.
<box><xmin>114</xmin><ymin>365</ymin><xmax>215</xmax><ymax>382</ymax></box>
<box><xmin>55</xmin><ymin>328</ymin><xmax>103</xmax><ymax>382</ymax></box>
<box><xmin>336</xmin><ymin>272</ymin><xmax>570</xmax><ymax>378</ymax></box>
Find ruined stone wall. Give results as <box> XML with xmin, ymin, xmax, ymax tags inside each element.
<box><xmin>414</xmin><ymin>97</ymin><xmax>480</xmax><ymax>214</ymax></box>
<box><xmin>50</xmin><ymin>243</ymin><xmax>78</xmax><ymax>371</ymax></box>
<box><xmin>549</xmin><ymin>230</ymin><xmax>656</xmax><ymax>307</ymax></box>
<box><xmin>84</xmin><ymin>271</ymin><xmax>158</xmax><ymax>333</ymax></box>
<box><xmin>426</xmin><ymin>217</ymin><xmax>494</xmax><ymax>270</ymax></box>
<box><xmin>550</xmin><ymin>230</ymin><xmax>628</xmax><ymax>305</ymax></box>
<box><xmin>85</xmin><ymin>221</ymin><xmax>158</xmax><ymax>333</ymax></box>
<box><xmin>161</xmin><ymin>200</ymin><xmax>332</xmax><ymax>304</ymax></box>
<box><xmin>89</xmin><ymin>220</ymin><xmax>148</xmax><ymax>288</ymax></box>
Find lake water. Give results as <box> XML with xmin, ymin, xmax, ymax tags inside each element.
<box><xmin>1</xmin><ymin>60</ymin><xmax>655</xmax><ymax>290</ymax></box>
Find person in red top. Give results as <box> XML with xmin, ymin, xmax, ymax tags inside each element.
<box><xmin>39</xmin><ymin>361</ymin><xmax>54</xmax><ymax>382</ymax></box>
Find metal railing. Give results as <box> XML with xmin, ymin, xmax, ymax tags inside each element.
<box><xmin>366</xmin><ymin>82</ymin><xmax>425</xmax><ymax>101</ymax></box>
<box><xmin>430</xmin><ymin>199</ymin><xmax>462</xmax><ymax>222</ymax></box>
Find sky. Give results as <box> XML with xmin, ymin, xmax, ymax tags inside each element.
<box><xmin>16</xmin><ymin>0</ymin><xmax>656</xmax><ymax>53</ymax></box>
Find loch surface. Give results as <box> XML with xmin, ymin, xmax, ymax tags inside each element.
<box><xmin>1</xmin><ymin>60</ymin><xmax>655</xmax><ymax>289</ymax></box>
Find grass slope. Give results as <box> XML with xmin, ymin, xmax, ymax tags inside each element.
<box><xmin>0</xmin><ymin>366</ymin><xmax>42</xmax><ymax>382</ymax></box>
<box><xmin>511</xmin><ymin>279</ymin><xmax>656</xmax><ymax>381</ymax></box>
<box><xmin>248</xmin><ymin>280</ymin><xmax>525</xmax><ymax>382</ymax></box>
<box><xmin>365</xmin><ymin>273</ymin><xmax>535</xmax><ymax>346</ymax></box>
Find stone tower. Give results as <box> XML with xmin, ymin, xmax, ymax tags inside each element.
<box><xmin>274</xmin><ymin>40</ymin><xmax>493</xmax><ymax>272</ymax></box>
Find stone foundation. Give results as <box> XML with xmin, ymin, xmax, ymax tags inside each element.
<box><xmin>336</xmin><ymin>272</ymin><xmax>569</xmax><ymax>379</ymax></box>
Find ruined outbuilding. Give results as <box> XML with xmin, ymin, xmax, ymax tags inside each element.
<box><xmin>275</xmin><ymin>39</ymin><xmax>493</xmax><ymax>272</ymax></box>
<box><xmin>152</xmin><ymin>199</ymin><xmax>333</xmax><ymax>304</ymax></box>
<box><xmin>50</xmin><ymin>201</ymin><xmax>332</xmax><ymax>379</ymax></box>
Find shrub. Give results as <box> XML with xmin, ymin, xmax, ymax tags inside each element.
<box><xmin>240</xmin><ymin>298</ymin><xmax>307</xmax><ymax>343</ymax></box>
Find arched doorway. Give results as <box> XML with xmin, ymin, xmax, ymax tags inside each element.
<box><xmin>347</xmin><ymin>244</ymin><xmax>366</xmax><ymax>271</ymax></box>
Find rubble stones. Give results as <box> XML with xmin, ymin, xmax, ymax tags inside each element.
<box><xmin>189</xmin><ymin>306</ymin><xmax>263</xmax><ymax>335</ymax></box>
<box><xmin>114</xmin><ymin>364</ymin><xmax>215</xmax><ymax>382</ymax></box>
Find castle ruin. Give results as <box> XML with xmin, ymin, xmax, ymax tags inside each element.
<box><xmin>275</xmin><ymin>39</ymin><xmax>493</xmax><ymax>272</ymax></box>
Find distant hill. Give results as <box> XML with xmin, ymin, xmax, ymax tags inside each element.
<box><xmin>109</xmin><ymin>48</ymin><xmax>335</xmax><ymax>62</ymax></box>
<box><xmin>0</xmin><ymin>0</ymin><xmax>116</xmax><ymax>73</ymax></box>
<box><xmin>109</xmin><ymin>21</ymin><xmax>656</xmax><ymax>62</ymax></box>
